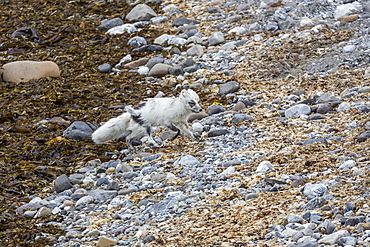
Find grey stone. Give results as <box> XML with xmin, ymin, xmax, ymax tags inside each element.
<box><xmin>98</xmin><ymin>18</ymin><xmax>124</xmax><ymax>31</ymax></box>
<box><xmin>169</xmin><ymin>65</ymin><xmax>184</xmax><ymax>76</ymax></box>
<box><xmin>219</xmin><ymin>81</ymin><xmax>240</xmax><ymax>95</ymax></box>
<box><xmin>148</xmin><ymin>63</ymin><xmax>172</xmax><ymax>77</ymax></box>
<box><xmin>186</xmin><ymin>45</ymin><xmax>204</xmax><ymax>56</ymax></box>
<box><xmin>245</xmin><ymin>193</ymin><xmax>259</xmax><ymax>200</ymax></box>
<box><xmin>338</xmin><ymin>102</ymin><xmax>350</xmax><ymax>112</ymax></box>
<box><xmin>151</xmin><ymin>16</ymin><xmax>169</xmax><ymax>24</ymax></box>
<box><xmin>172</xmin><ymin>17</ymin><xmax>200</xmax><ymax>27</ymax></box>
<box><xmin>358</xmin><ymin>131</ymin><xmax>370</xmax><ymax>142</ymax></box>
<box><xmin>126</xmin><ymin>4</ymin><xmax>157</xmax><ymax>22</ymax></box>
<box><xmin>54</xmin><ymin>174</ymin><xmax>73</xmax><ymax>193</ymax></box>
<box><xmin>97</xmin><ymin>63</ymin><xmax>112</xmax><ymax>73</ymax></box>
<box><xmin>209</xmin><ymin>31</ymin><xmax>225</xmax><ymax>46</ymax></box>
<box><xmin>89</xmin><ymin>189</ymin><xmax>118</xmax><ymax>201</ymax></box>
<box><xmin>345</xmin><ymin>216</ymin><xmax>364</xmax><ymax>226</ymax></box>
<box><xmin>316</xmin><ymin>103</ymin><xmax>332</xmax><ymax>114</ymax></box>
<box><xmin>206</xmin><ymin>104</ymin><xmax>225</xmax><ymax>115</ymax></box>
<box><xmin>146</xmin><ymin>55</ymin><xmax>164</xmax><ymax>70</ymax></box>
<box><xmin>338</xmin><ymin>160</ymin><xmax>355</xmax><ymax>170</ymax></box>
<box><xmin>334</xmin><ymin>2</ymin><xmax>362</xmax><ymax>20</ymax></box>
<box><xmin>338</xmin><ymin>236</ymin><xmax>357</xmax><ymax>246</ymax></box>
<box><xmin>307</xmin><ymin>113</ymin><xmax>325</xmax><ymax>120</ymax></box>
<box><xmin>207</xmin><ymin>129</ymin><xmax>231</xmax><ymax>137</ymax></box>
<box><xmin>106</xmin><ymin>181</ymin><xmax>120</xmax><ymax>191</ymax></box>
<box><xmin>174</xmin><ymin>154</ymin><xmax>199</xmax><ymax>166</ymax></box>
<box><xmin>96</xmin><ymin>177</ymin><xmax>109</xmax><ymax>186</ymax></box>
<box><xmin>303</xmin><ymin>183</ymin><xmax>328</xmax><ymax>198</ymax></box>
<box><xmin>231</xmin><ymin>113</ymin><xmax>253</xmax><ymax>124</ymax></box>
<box><xmin>303</xmin><ymin>138</ymin><xmax>328</xmax><ymax>146</ymax></box>
<box><xmin>63</xmin><ymin>121</ymin><xmax>94</xmax><ymax>141</ymax></box>
<box><xmin>288</xmin><ymin>213</ymin><xmax>305</xmax><ymax>223</ymax></box>
<box><xmin>318</xmin><ymin>230</ymin><xmax>349</xmax><ymax>245</ymax></box>
<box><xmin>226</xmin><ymin>15</ymin><xmax>242</xmax><ymax>23</ymax></box>
<box><xmin>127</xmin><ymin>36</ymin><xmax>147</xmax><ymax>47</ymax></box>
<box><xmin>285</xmin><ymin>104</ymin><xmax>311</xmax><ymax>118</ymax></box>
<box><xmin>302</xmin><ymin>197</ymin><xmax>327</xmax><ymax>211</ymax></box>
<box><xmin>326</xmin><ymin>222</ymin><xmax>336</xmax><ymax>234</ymax></box>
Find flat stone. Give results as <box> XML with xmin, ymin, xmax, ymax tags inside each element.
<box><xmin>2</xmin><ymin>61</ymin><xmax>60</xmax><ymax>83</ymax></box>
<box><xmin>148</xmin><ymin>63</ymin><xmax>172</xmax><ymax>77</ymax></box>
<box><xmin>97</xmin><ymin>236</ymin><xmax>117</xmax><ymax>247</ymax></box>
<box><xmin>123</xmin><ymin>57</ymin><xmax>149</xmax><ymax>69</ymax></box>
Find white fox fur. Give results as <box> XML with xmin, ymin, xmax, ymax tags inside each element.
<box><xmin>91</xmin><ymin>88</ymin><xmax>202</xmax><ymax>148</ymax></box>
<box><xmin>91</xmin><ymin>113</ymin><xmax>146</xmax><ymax>149</ymax></box>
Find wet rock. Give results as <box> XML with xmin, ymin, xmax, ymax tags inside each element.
<box><xmin>344</xmin><ymin>216</ymin><xmax>364</xmax><ymax>226</ymax></box>
<box><xmin>302</xmin><ymin>197</ymin><xmax>327</xmax><ymax>211</ymax></box>
<box><xmin>2</xmin><ymin>61</ymin><xmax>60</xmax><ymax>83</ymax></box>
<box><xmin>303</xmin><ymin>138</ymin><xmax>328</xmax><ymax>146</ymax></box>
<box><xmin>126</xmin><ymin>4</ymin><xmax>157</xmax><ymax>22</ymax></box>
<box><xmin>63</xmin><ymin>121</ymin><xmax>94</xmax><ymax>141</ymax></box>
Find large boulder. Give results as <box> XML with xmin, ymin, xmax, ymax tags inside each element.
<box><xmin>1</xmin><ymin>61</ymin><xmax>60</xmax><ymax>83</ymax></box>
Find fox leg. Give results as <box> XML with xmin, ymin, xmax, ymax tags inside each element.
<box><xmin>168</xmin><ymin>123</ymin><xmax>181</xmax><ymax>140</ymax></box>
<box><xmin>178</xmin><ymin>123</ymin><xmax>198</xmax><ymax>140</ymax></box>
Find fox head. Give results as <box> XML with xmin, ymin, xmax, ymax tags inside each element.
<box><xmin>180</xmin><ymin>89</ymin><xmax>202</xmax><ymax>113</ymax></box>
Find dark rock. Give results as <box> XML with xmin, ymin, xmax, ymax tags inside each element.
<box><xmin>219</xmin><ymin>81</ymin><xmax>240</xmax><ymax>95</ymax></box>
<box><xmin>146</xmin><ymin>55</ymin><xmax>164</xmax><ymax>70</ymax></box>
<box><xmin>169</xmin><ymin>65</ymin><xmax>184</xmax><ymax>76</ymax></box>
<box><xmin>302</xmin><ymin>197</ymin><xmax>327</xmax><ymax>211</ymax></box>
<box><xmin>358</xmin><ymin>131</ymin><xmax>370</xmax><ymax>142</ymax></box>
<box><xmin>106</xmin><ymin>181</ymin><xmax>120</xmax><ymax>191</ymax></box>
<box><xmin>96</xmin><ymin>177</ymin><xmax>109</xmax><ymax>186</ymax></box>
<box><xmin>241</xmin><ymin>100</ymin><xmax>256</xmax><ymax>107</ymax></box>
<box><xmin>344</xmin><ymin>216</ymin><xmax>364</xmax><ymax>226</ymax></box>
<box><xmin>308</xmin><ymin>113</ymin><xmax>325</xmax><ymax>120</ymax></box>
<box><xmin>206</xmin><ymin>104</ymin><xmax>225</xmax><ymax>115</ymax></box>
<box><xmin>172</xmin><ymin>17</ymin><xmax>200</xmax><ymax>27</ymax></box>
<box><xmin>208</xmin><ymin>129</ymin><xmax>231</xmax><ymax>137</ymax></box>
<box><xmin>63</xmin><ymin>121</ymin><xmax>94</xmax><ymax>140</ymax></box>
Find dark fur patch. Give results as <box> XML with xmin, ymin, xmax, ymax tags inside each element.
<box><xmin>134</xmin><ymin>101</ymin><xmax>147</xmax><ymax>110</ymax></box>
<box><xmin>168</xmin><ymin>123</ymin><xmax>180</xmax><ymax>140</ymax></box>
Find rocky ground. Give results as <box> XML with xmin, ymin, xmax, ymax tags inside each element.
<box><xmin>1</xmin><ymin>0</ymin><xmax>370</xmax><ymax>246</ymax></box>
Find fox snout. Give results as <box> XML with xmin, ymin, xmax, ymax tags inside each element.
<box><xmin>191</xmin><ymin>103</ymin><xmax>202</xmax><ymax>113</ymax></box>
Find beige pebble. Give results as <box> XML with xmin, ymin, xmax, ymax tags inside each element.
<box><xmin>106</xmin><ymin>167</ymin><xmax>116</xmax><ymax>173</ymax></box>
<box><xmin>97</xmin><ymin>236</ymin><xmax>117</xmax><ymax>247</ymax></box>
<box><xmin>63</xmin><ymin>200</ymin><xmax>74</xmax><ymax>207</ymax></box>
<box><xmin>2</xmin><ymin>61</ymin><xmax>60</xmax><ymax>83</ymax></box>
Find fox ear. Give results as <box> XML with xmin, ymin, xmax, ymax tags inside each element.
<box><xmin>180</xmin><ymin>89</ymin><xmax>189</xmax><ymax>98</ymax></box>
<box><xmin>183</xmin><ymin>85</ymin><xmax>190</xmax><ymax>90</ymax></box>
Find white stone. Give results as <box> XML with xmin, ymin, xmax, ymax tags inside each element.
<box><xmin>300</xmin><ymin>17</ymin><xmax>314</xmax><ymax>27</ymax></box>
<box><xmin>338</xmin><ymin>160</ymin><xmax>355</xmax><ymax>170</ymax></box>
<box><xmin>285</xmin><ymin>104</ymin><xmax>311</xmax><ymax>118</ymax></box>
<box><xmin>256</xmin><ymin>161</ymin><xmax>273</xmax><ymax>173</ymax></box>
<box><xmin>318</xmin><ymin>230</ymin><xmax>350</xmax><ymax>245</ymax></box>
<box><xmin>334</xmin><ymin>2</ymin><xmax>362</xmax><ymax>20</ymax></box>
<box><xmin>343</xmin><ymin>44</ymin><xmax>356</xmax><ymax>53</ymax></box>
<box><xmin>106</xmin><ymin>24</ymin><xmax>137</xmax><ymax>35</ymax></box>
<box><xmin>338</xmin><ymin>102</ymin><xmax>351</xmax><ymax>112</ymax></box>
<box><xmin>154</xmin><ymin>34</ymin><xmax>176</xmax><ymax>45</ymax></box>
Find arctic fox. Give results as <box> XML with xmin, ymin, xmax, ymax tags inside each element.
<box><xmin>125</xmin><ymin>88</ymin><xmax>202</xmax><ymax>145</ymax></box>
<box><xmin>91</xmin><ymin>88</ymin><xmax>202</xmax><ymax>148</ymax></box>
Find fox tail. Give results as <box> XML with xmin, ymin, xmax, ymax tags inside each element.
<box><xmin>91</xmin><ymin>113</ymin><xmax>131</xmax><ymax>144</ymax></box>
